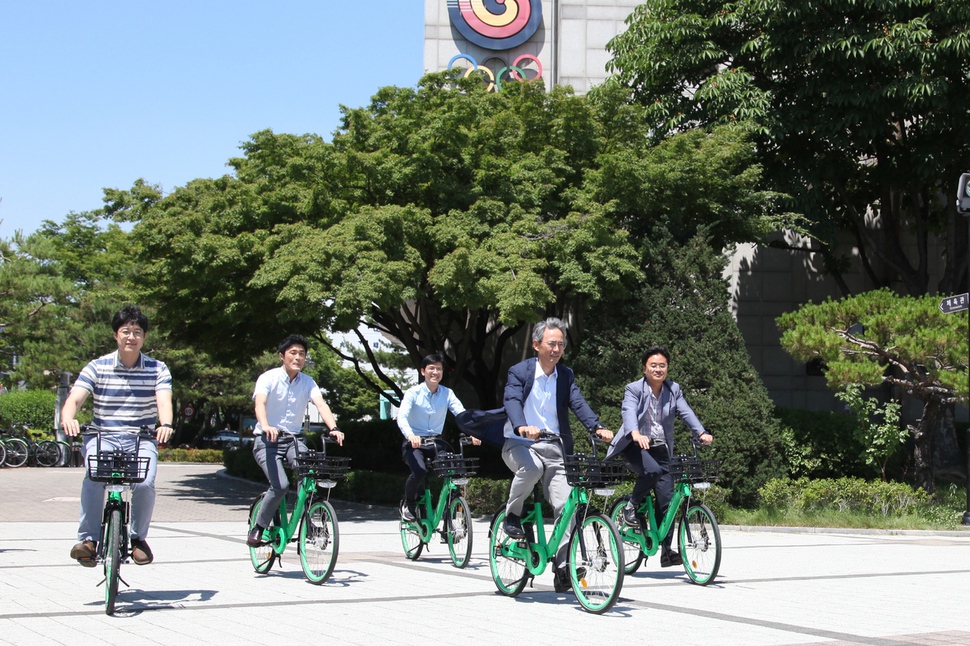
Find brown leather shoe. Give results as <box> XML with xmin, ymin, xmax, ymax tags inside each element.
<box><xmin>70</xmin><ymin>540</ymin><xmax>97</xmax><ymax>567</ymax></box>
<box><xmin>130</xmin><ymin>538</ymin><xmax>153</xmax><ymax>565</ymax></box>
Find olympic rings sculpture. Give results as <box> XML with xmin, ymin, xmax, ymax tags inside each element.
<box><xmin>447</xmin><ymin>0</ymin><xmax>543</xmax><ymax>51</ymax></box>
<box><xmin>447</xmin><ymin>53</ymin><xmax>543</xmax><ymax>93</ymax></box>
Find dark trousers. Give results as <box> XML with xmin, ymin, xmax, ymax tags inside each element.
<box><xmin>402</xmin><ymin>439</ymin><xmax>444</xmax><ymax>506</ymax></box>
<box><xmin>622</xmin><ymin>442</ymin><xmax>675</xmax><ymax>550</ymax></box>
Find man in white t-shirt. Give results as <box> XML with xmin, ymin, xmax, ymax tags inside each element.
<box><xmin>247</xmin><ymin>334</ymin><xmax>344</xmax><ymax>547</ymax></box>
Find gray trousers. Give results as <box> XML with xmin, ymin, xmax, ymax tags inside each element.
<box><xmin>502</xmin><ymin>439</ymin><xmax>575</xmax><ymax>567</ymax></box>
<box><xmin>78</xmin><ymin>434</ymin><xmax>158</xmax><ymax>542</ymax></box>
<box><xmin>252</xmin><ymin>435</ymin><xmax>307</xmax><ymax>529</ymax></box>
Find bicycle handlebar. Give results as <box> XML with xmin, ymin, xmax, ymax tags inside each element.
<box><xmin>80</xmin><ymin>424</ymin><xmax>157</xmax><ymax>439</ymax></box>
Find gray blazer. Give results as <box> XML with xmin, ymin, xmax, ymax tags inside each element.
<box><xmin>606</xmin><ymin>378</ymin><xmax>707</xmax><ymax>460</ymax></box>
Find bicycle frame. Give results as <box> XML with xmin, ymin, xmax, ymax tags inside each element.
<box><xmin>411</xmin><ymin>476</ymin><xmax>460</xmax><ymax>543</ymax></box>
<box><xmin>621</xmin><ymin>479</ymin><xmax>692</xmax><ymax>556</ymax></box>
<box><xmin>503</xmin><ymin>483</ymin><xmax>592</xmax><ymax>578</ymax></box>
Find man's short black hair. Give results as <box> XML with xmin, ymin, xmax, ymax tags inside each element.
<box><xmin>278</xmin><ymin>334</ymin><xmax>308</xmax><ymax>355</ymax></box>
<box><xmin>420</xmin><ymin>353</ymin><xmax>446</xmax><ymax>371</ymax></box>
<box><xmin>641</xmin><ymin>346</ymin><xmax>671</xmax><ymax>367</ymax></box>
<box><xmin>111</xmin><ymin>305</ymin><xmax>149</xmax><ymax>333</ymax></box>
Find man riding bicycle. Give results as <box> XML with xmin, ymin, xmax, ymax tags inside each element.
<box><xmin>501</xmin><ymin>317</ymin><xmax>613</xmax><ymax>591</ymax></box>
<box><xmin>61</xmin><ymin>305</ymin><xmax>174</xmax><ymax>567</ymax></box>
<box><xmin>247</xmin><ymin>334</ymin><xmax>344</xmax><ymax>547</ymax></box>
<box><xmin>607</xmin><ymin>346</ymin><xmax>713</xmax><ymax>567</ymax></box>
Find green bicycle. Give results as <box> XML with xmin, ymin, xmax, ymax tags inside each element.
<box><xmin>400</xmin><ymin>435</ymin><xmax>478</xmax><ymax>568</ymax></box>
<box><xmin>83</xmin><ymin>426</ymin><xmax>154</xmax><ymax>615</ymax></box>
<box><xmin>609</xmin><ymin>441</ymin><xmax>722</xmax><ymax>585</ymax></box>
<box><xmin>247</xmin><ymin>433</ymin><xmax>350</xmax><ymax>584</ymax></box>
<box><xmin>488</xmin><ymin>434</ymin><xmax>626</xmax><ymax>614</ymax></box>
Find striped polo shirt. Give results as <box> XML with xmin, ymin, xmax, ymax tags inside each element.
<box><xmin>74</xmin><ymin>351</ymin><xmax>173</xmax><ymax>432</ymax></box>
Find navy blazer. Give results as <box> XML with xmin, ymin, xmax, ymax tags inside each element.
<box><xmin>606</xmin><ymin>378</ymin><xmax>707</xmax><ymax>461</ymax></box>
<box><xmin>503</xmin><ymin>357</ymin><xmax>601</xmax><ymax>456</ymax></box>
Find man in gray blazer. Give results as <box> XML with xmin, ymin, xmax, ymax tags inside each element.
<box><xmin>607</xmin><ymin>346</ymin><xmax>712</xmax><ymax>567</ymax></box>
<box><xmin>502</xmin><ymin>317</ymin><xmax>613</xmax><ymax>590</ymax></box>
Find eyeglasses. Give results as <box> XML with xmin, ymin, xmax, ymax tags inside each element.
<box><xmin>118</xmin><ymin>329</ymin><xmax>144</xmax><ymax>339</ymax></box>
<box><xmin>544</xmin><ymin>341</ymin><xmax>566</xmax><ymax>349</ymax></box>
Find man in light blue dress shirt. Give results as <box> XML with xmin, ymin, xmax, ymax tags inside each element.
<box><xmin>397</xmin><ymin>353</ymin><xmax>474</xmax><ymax>521</ymax></box>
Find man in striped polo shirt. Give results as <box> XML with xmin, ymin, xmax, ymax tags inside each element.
<box><xmin>61</xmin><ymin>305</ymin><xmax>174</xmax><ymax>566</ymax></box>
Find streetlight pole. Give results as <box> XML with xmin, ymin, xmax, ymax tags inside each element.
<box><xmin>956</xmin><ymin>173</ymin><xmax>970</xmax><ymax>525</ymax></box>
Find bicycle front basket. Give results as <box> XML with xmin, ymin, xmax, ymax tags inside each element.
<box><xmin>87</xmin><ymin>450</ymin><xmax>150</xmax><ymax>483</ymax></box>
<box><xmin>296</xmin><ymin>451</ymin><xmax>351</xmax><ymax>481</ymax></box>
<box><xmin>669</xmin><ymin>456</ymin><xmax>721</xmax><ymax>484</ymax></box>
<box><xmin>432</xmin><ymin>452</ymin><xmax>479</xmax><ymax>479</ymax></box>
<box><xmin>563</xmin><ymin>453</ymin><xmax>627</xmax><ymax>488</ymax></box>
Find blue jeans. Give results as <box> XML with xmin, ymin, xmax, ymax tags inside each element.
<box><xmin>78</xmin><ymin>433</ymin><xmax>158</xmax><ymax>542</ymax></box>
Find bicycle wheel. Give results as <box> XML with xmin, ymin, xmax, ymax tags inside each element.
<box><xmin>609</xmin><ymin>498</ymin><xmax>645</xmax><ymax>575</ymax></box>
<box><xmin>488</xmin><ymin>506</ymin><xmax>528</xmax><ymax>597</ymax></box>
<box><xmin>400</xmin><ymin>513</ymin><xmax>424</xmax><ymax>561</ymax></box>
<box><xmin>568</xmin><ymin>512</ymin><xmax>624</xmax><ymax>614</ymax></box>
<box><xmin>3</xmin><ymin>438</ymin><xmax>28</xmax><ymax>468</ymax></box>
<box><xmin>299</xmin><ymin>500</ymin><xmax>339</xmax><ymax>584</ymax></box>
<box><xmin>104</xmin><ymin>508</ymin><xmax>122</xmax><ymax>615</ymax></box>
<box><xmin>35</xmin><ymin>440</ymin><xmax>60</xmax><ymax>467</ymax></box>
<box><xmin>54</xmin><ymin>440</ymin><xmax>73</xmax><ymax>467</ymax></box>
<box><xmin>679</xmin><ymin>503</ymin><xmax>721</xmax><ymax>585</ymax></box>
<box><xmin>446</xmin><ymin>495</ymin><xmax>473</xmax><ymax>569</ymax></box>
<box><xmin>0</xmin><ymin>441</ymin><xmax>6</xmax><ymax>466</ymax></box>
<box><xmin>248</xmin><ymin>495</ymin><xmax>279</xmax><ymax>574</ymax></box>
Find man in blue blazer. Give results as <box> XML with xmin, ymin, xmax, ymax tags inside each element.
<box><xmin>606</xmin><ymin>346</ymin><xmax>712</xmax><ymax>567</ymax></box>
<box><xmin>501</xmin><ymin>317</ymin><xmax>613</xmax><ymax>591</ymax></box>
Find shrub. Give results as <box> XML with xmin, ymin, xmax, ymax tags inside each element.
<box><xmin>775</xmin><ymin>407</ymin><xmax>872</xmax><ymax>479</ymax></box>
<box><xmin>158</xmin><ymin>448</ymin><xmax>223</xmax><ymax>463</ymax></box>
<box><xmin>758</xmin><ymin>477</ymin><xmax>930</xmax><ymax>516</ymax></box>
<box><xmin>0</xmin><ymin>389</ymin><xmax>57</xmax><ymax>430</ymax></box>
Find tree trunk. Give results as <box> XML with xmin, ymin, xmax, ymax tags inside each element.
<box><xmin>913</xmin><ymin>399</ymin><xmax>941</xmax><ymax>494</ymax></box>
<box><xmin>933</xmin><ymin>403</ymin><xmax>964</xmax><ymax>482</ymax></box>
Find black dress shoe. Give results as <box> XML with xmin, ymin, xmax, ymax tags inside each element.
<box><xmin>503</xmin><ymin>513</ymin><xmax>525</xmax><ymax>539</ymax></box>
<box><xmin>247</xmin><ymin>526</ymin><xmax>264</xmax><ymax>547</ymax></box>
<box><xmin>622</xmin><ymin>502</ymin><xmax>641</xmax><ymax>527</ymax></box>
<box><xmin>553</xmin><ymin>566</ymin><xmax>586</xmax><ymax>592</ymax></box>
<box><xmin>660</xmin><ymin>549</ymin><xmax>683</xmax><ymax>567</ymax></box>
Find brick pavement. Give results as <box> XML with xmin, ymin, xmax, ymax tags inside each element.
<box><xmin>2</xmin><ymin>464</ymin><xmax>970</xmax><ymax>646</ymax></box>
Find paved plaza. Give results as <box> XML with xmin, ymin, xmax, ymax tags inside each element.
<box><xmin>2</xmin><ymin>463</ymin><xmax>970</xmax><ymax>646</ymax></box>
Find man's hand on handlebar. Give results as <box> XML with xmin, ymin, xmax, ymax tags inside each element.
<box><xmin>698</xmin><ymin>433</ymin><xmax>713</xmax><ymax>446</ymax></box>
<box><xmin>61</xmin><ymin>419</ymin><xmax>82</xmax><ymax>438</ymax></box>
<box><xmin>516</xmin><ymin>425</ymin><xmax>542</xmax><ymax>440</ymax></box>
<box><xmin>155</xmin><ymin>424</ymin><xmax>174</xmax><ymax>445</ymax></box>
<box><xmin>593</xmin><ymin>427</ymin><xmax>613</xmax><ymax>442</ymax></box>
<box><xmin>263</xmin><ymin>427</ymin><xmax>280</xmax><ymax>442</ymax></box>
<box><xmin>329</xmin><ymin>429</ymin><xmax>345</xmax><ymax>446</ymax></box>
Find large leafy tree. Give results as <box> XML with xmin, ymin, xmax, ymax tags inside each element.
<box><xmin>607</xmin><ymin>0</ymin><xmax>970</xmax><ymax>296</ymax></box>
<box><xmin>0</xmin><ymin>213</ymin><xmax>132</xmax><ymax>389</ymax></box>
<box><xmin>777</xmin><ymin>289</ymin><xmax>968</xmax><ymax>492</ymax></box>
<box><xmin>131</xmin><ymin>74</ymin><xmax>643</xmax><ymax>407</ymax></box>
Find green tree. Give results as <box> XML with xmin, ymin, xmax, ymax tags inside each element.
<box><xmin>607</xmin><ymin>0</ymin><xmax>970</xmax><ymax>296</ymax></box>
<box><xmin>131</xmin><ymin>74</ymin><xmax>642</xmax><ymax>407</ymax></box>
<box><xmin>835</xmin><ymin>383</ymin><xmax>907</xmax><ymax>481</ymax></box>
<box><xmin>777</xmin><ymin>289</ymin><xmax>968</xmax><ymax>492</ymax></box>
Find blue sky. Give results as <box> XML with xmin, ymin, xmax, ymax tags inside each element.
<box><xmin>0</xmin><ymin>1</ymin><xmax>424</xmax><ymax>236</ymax></box>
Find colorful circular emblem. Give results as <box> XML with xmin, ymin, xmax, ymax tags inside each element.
<box><xmin>447</xmin><ymin>0</ymin><xmax>543</xmax><ymax>51</ymax></box>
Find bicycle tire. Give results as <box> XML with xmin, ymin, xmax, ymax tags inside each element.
<box><xmin>609</xmin><ymin>498</ymin><xmax>645</xmax><ymax>575</ymax></box>
<box><xmin>53</xmin><ymin>440</ymin><xmax>73</xmax><ymax>467</ymax></box>
<box><xmin>400</xmin><ymin>516</ymin><xmax>424</xmax><ymax>561</ymax></box>
<box><xmin>35</xmin><ymin>440</ymin><xmax>60</xmax><ymax>467</ymax></box>
<box><xmin>104</xmin><ymin>508</ymin><xmax>122</xmax><ymax>615</ymax></box>
<box><xmin>679</xmin><ymin>503</ymin><xmax>721</xmax><ymax>585</ymax></box>
<box><xmin>569</xmin><ymin>513</ymin><xmax>624</xmax><ymax>614</ymax></box>
<box><xmin>299</xmin><ymin>500</ymin><xmax>339</xmax><ymax>584</ymax></box>
<box><xmin>0</xmin><ymin>441</ymin><xmax>6</xmax><ymax>467</ymax></box>
<box><xmin>446</xmin><ymin>495</ymin><xmax>473</xmax><ymax>569</ymax></box>
<box><xmin>3</xmin><ymin>438</ymin><xmax>28</xmax><ymax>468</ymax></box>
<box><xmin>488</xmin><ymin>506</ymin><xmax>528</xmax><ymax>597</ymax></box>
<box><xmin>248</xmin><ymin>495</ymin><xmax>279</xmax><ymax>574</ymax></box>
